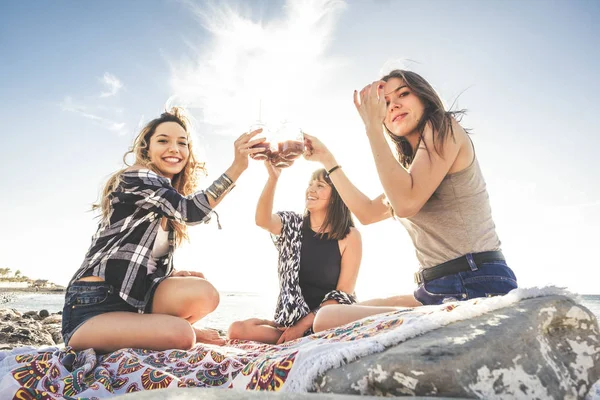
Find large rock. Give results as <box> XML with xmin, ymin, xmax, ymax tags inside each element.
<box><xmin>0</xmin><ymin>308</ymin><xmax>63</xmax><ymax>350</ymax></box>
<box><xmin>314</xmin><ymin>295</ymin><xmax>600</xmax><ymax>399</ymax></box>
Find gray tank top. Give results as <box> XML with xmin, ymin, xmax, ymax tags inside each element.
<box><xmin>400</xmin><ymin>154</ymin><xmax>501</xmax><ymax>269</ymax></box>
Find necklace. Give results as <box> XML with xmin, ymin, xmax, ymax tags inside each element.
<box><xmin>311</xmin><ymin>222</ymin><xmax>324</xmax><ymax>230</ymax></box>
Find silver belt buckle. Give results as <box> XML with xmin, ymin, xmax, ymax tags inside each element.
<box><xmin>414</xmin><ymin>271</ymin><xmax>423</xmax><ymax>285</ymax></box>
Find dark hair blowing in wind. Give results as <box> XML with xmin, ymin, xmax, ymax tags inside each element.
<box><xmin>381</xmin><ymin>69</ymin><xmax>466</xmax><ymax>168</ymax></box>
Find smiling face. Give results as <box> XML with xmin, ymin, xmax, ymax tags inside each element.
<box><xmin>383</xmin><ymin>77</ymin><xmax>426</xmax><ymax>138</ymax></box>
<box><xmin>147</xmin><ymin>121</ymin><xmax>190</xmax><ymax>179</ymax></box>
<box><xmin>305</xmin><ymin>176</ymin><xmax>332</xmax><ymax>213</ymax></box>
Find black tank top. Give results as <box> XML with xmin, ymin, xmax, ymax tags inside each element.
<box><xmin>299</xmin><ymin>227</ymin><xmax>342</xmax><ymax>310</ymax></box>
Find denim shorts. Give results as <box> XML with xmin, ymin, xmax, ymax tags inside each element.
<box><xmin>61</xmin><ymin>281</ymin><xmax>140</xmax><ymax>346</ymax></box>
<box><xmin>413</xmin><ymin>260</ymin><xmax>517</xmax><ymax>306</ymax></box>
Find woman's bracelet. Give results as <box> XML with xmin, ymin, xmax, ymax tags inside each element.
<box><xmin>206</xmin><ymin>173</ymin><xmax>235</xmax><ymax>201</ymax></box>
<box><xmin>326</xmin><ymin>165</ymin><xmax>341</xmax><ymax>176</ymax></box>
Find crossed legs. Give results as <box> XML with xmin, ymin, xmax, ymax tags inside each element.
<box><xmin>68</xmin><ymin>276</ymin><xmax>222</xmax><ymax>353</ymax></box>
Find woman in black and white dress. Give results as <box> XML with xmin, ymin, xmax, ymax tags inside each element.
<box><xmin>227</xmin><ymin>163</ymin><xmax>362</xmax><ymax>344</ymax></box>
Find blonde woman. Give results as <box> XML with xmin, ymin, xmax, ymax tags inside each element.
<box><xmin>61</xmin><ymin>107</ymin><xmax>265</xmax><ymax>353</ymax></box>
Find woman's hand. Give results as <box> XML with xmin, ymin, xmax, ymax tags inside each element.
<box><xmin>265</xmin><ymin>160</ymin><xmax>282</xmax><ymax>180</ymax></box>
<box><xmin>230</xmin><ymin>128</ymin><xmax>267</xmax><ymax>174</ymax></box>
<box><xmin>303</xmin><ymin>133</ymin><xmax>337</xmax><ymax>170</ymax></box>
<box><xmin>276</xmin><ymin>323</ymin><xmax>307</xmax><ymax>345</ymax></box>
<box><xmin>353</xmin><ymin>80</ymin><xmax>387</xmax><ymax>133</ymax></box>
<box><xmin>171</xmin><ymin>270</ymin><xmax>206</xmax><ymax>279</ymax></box>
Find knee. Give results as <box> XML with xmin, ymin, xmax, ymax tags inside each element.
<box><xmin>183</xmin><ymin>279</ymin><xmax>220</xmax><ymax>315</ymax></box>
<box><xmin>197</xmin><ymin>280</ymin><xmax>220</xmax><ymax>313</ymax></box>
<box><xmin>165</xmin><ymin>321</ymin><xmax>196</xmax><ymax>350</ymax></box>
<box><xmin>313</xmin><ymin>306</ymin><xmax>335</xmax><ymax>333</ymax></box>
<box><xmin>227</xmin><ymin>320</ymin><xmax>246</xmax><ymax>340</ymax></box>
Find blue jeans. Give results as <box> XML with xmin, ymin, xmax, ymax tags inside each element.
<box><xmin>61</xmin><ymin>281</ymin><xmax>140</xmax><ymax>346</ymax></box>
<box><xmin>413</xmin><ymin>260</ymin><xmax>517</xmax><ymax>306</ymax></box>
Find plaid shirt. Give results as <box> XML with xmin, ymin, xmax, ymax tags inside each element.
<box><xmin>69</xmin><ymin>169</ymin><xmax>213</xmax><ymax>312</ymax></box>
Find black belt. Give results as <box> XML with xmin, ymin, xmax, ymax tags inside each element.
<box><xmin>414</xmin><ymin>251</ymin><xmax>505</xmax><ymax>285</ymax></box>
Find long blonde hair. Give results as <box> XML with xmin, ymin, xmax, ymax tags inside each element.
<box><xmin>93</xmin><ymin>107</ymin><xmax>207</xmax><ymax>245</ymax></box>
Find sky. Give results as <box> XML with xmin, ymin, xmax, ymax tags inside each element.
<box><xmin>1</xmin><ymin>0</ymin><xmax>599</xmax><ymax>299</ymax></box>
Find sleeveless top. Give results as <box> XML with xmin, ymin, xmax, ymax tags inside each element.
<box><xmin>400</xmin><ymin>154</ymin><xmax>501</xmax><ymax>269</ymax></box>
<box><xmin>272</xmin><ymin>211</ymin><xmax>356</xmax><ymax>327</ymax></box>
<box><xmin>299</xmin><ymin>227</ymin><xmax>342</xmax><ymax>310</ymax></box>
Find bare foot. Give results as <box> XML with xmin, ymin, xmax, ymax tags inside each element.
<box><xmin>194</xmin><ymin>327</ymin><xmax>226</xmax><ymax>346</ymax></box>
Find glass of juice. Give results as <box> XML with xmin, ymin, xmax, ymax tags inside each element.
<box><xmin>248</xmin><ymin>123</ymin><xmax>273</xmax><ymax>161</ymax></box>
<box><xmin>270</xmin><ymin>122</ymin><xmax>304</xmax><ymax>167</ymax></box>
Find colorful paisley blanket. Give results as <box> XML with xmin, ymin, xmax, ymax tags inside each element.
<box><xmin>0</xmin><ymin>287</ymin><xmax>569</xmax><ymax>398</ymax></box>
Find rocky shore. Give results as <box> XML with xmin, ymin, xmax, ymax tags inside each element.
<box><xmin>0</xmin><ymin>308</ymin><xmax>63</xmax><ymax>351</ymax></box>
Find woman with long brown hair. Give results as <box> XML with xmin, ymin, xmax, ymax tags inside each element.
<box><xmin>227</xmin><ymin>163</ymin><xmax>362</xmax><ymax>344</ymax></box>
<box><xmin>303</xmin><ymin>70</ymin><xmax>517</xmax><ymax>331</ymax></box>
<box><xmin>61</xmin><ymin>107</ymin><xmax>266</xmax><ymax>353</ymax></box>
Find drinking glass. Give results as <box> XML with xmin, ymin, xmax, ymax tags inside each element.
<box><xmin>248</xmin><ymin>122</ymin><xmax>273</xmax><ymax>161</ymax></box>
<box><xmin>270</xmin><ymin>122</ymin><xmax>305</xmax><ymax>168</ymax></box>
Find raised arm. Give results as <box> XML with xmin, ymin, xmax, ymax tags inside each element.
<box><xmin>303</xmin><ymin>133</ymin><xmax>391</xmax><ymax>225</ymax></box>
<box><xmin>117</xmin><ymin>128</ymin><xmax>267</xmax><ymax>225</ymax></box>
<box><xmin>255</xmin><ymin>162</ymin><xmax>283</xmax><ymax>235</ymax></box>
<box><xmin>354</xmin><ymin>82</ymin><xmax>465</xmax><ymax>218</ymax></box>
<box><xmin>367</xmin><ymin>122</ymin><xmax>462</xmax><ymax>217</ymax></box>
<box><xmin>116</xmin><ymin>171</ymin><xmax>213</xmax><ymax>225</ymax></box>
<box><xmin>205</xmin><ymin>128</ymin><xmax>267</xmax><ymax>209</ymax></box>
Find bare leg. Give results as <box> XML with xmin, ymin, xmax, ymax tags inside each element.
<box><xmin>151</xmin><ymin>276</ymin><xmax>220</xmax><ymax>323</ymax></box>
<box><xmin>227</xmin><ymin>318</ymin><xmax>283</xmax><ymax>344</ymax></box>
<box><xmin>151</xmin><ymin>276</ymin><xmax>225</xmax><ymax>345</ymax></box>
<box><xmin>69</xmin><ymin>275</ymin><xmax>224</xmax><ymax>352</ymax></box>
<box><xmin>313</xmin><ymin>304</ymin><xmax>407</xmax><ymax>333</ymax></box>
<box><xmin>68</xmin><ymin>312</ymin><xmax>196</xmax><ymax>353</ymax></box>
<box><xmin>358</xmin><ymin>294</ymin><xmax>422</xmax><ymax>307</ymax></box>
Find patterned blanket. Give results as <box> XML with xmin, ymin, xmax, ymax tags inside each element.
<box><xmin>0</xmin><ymin>287</ymin><xmax>570</xmax><ymax>398</ymax></box>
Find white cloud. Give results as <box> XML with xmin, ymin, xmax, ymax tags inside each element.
<box><xmin>60</xmin><ymin>96</ymin><xmax>127</xmax><ymax>134</ymax></box>
<box><xmin>58</xmin><ymin>72</ymin><xmax>127</xmax><ymax>134</ymax></box>
<box><xmin>99</xmin><ymin>72</ymin><xmax>123</xmax><ymax>98</ymax></box>
<box><xmin>169</xmin><ymin>0</ymin><xmax>347</xmax><ymax>133</ymax></box>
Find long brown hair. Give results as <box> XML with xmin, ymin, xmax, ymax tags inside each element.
<box><xmin>303</xmin><ymin>169</ymin><xmax>354</xmax><ymax>240</ymax></box>
<box><xmin>93</xmin><ymin>107</ymin><xmax>207</xmax><ymax>245</ymax></box>
<box><xmin>381</xmin><ymin>70</ymin><xmax>466</xmax><ymax>168</ymax></box>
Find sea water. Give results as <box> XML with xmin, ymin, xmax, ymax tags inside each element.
<box><xmin>1</xmin><ymin>291</ymin><xmax>274</xmax><ymax>331</ymax></box>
